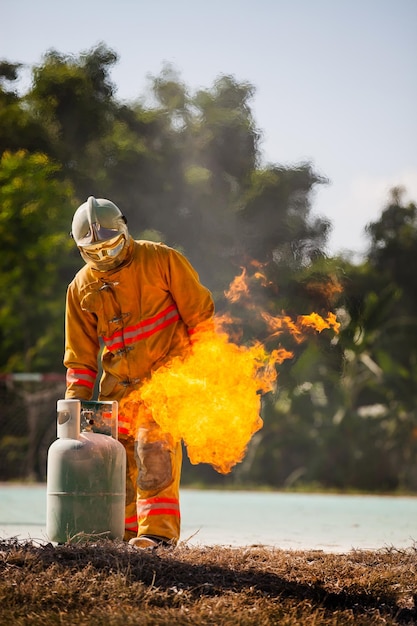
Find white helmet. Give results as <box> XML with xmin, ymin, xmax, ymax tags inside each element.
<box><xmin>71</xmin><ymin>196</ymin><xmax>129</xmax><ymax>271</ymax></box>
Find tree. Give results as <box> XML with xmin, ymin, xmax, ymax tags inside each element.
<box><xmin>7</xmin><ymin>46</ymin><xmax>405</xmax><ymax>489</ymax></box>
<box><xmin>29</xmin><ymin>44</ymin><xmax>118</xmax><ymax>153</ymax></box>
<box><xmin>0</xmin><ymin>150</ymin><xmax>76</xmax><ymax>372</ymax></box>
<box><xmin>366</xmin><ymin>187</ymin><xmax>417</xmax><ymax>310</ymax></box>
<box><xmin>0</xmin><ymin>61</ymin><xmax>50</xmax><ymax>156</ymax></box>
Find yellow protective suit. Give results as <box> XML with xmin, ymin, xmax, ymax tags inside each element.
<box><xmin>64</xmin><ymin>238</ymin><xmax>214</xmax><ymax>543</ymax></box>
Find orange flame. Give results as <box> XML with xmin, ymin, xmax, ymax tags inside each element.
<box><xmin>261</xmin><ymin>312</ymin><xmax>303</xmax><ymax>342</ymax></box>
<box><xmin>259</xmin><ymin>311</ymin><xmax>340</xmax><ymax>343</ymax></box>
<box><xmin>120</xmin><ymin>267</ymin><xmax>340</xmax><ymax>475</ymax></box>
<box><xmin>121</xmin><ymin>327</ymin><xmax>283</xmax><ymax>474</ymax></box>
<box><xmin>224</xmin><ymin>267</ymin><xmax>250</xmax><ymax>303</ymax></box>
<box><xmin>298</xmin><ymin>311</ymin><xmax>340</xmax><ymax>333</ymax></box>
<box><xmin>305</xmin><ymin>278</ymin><xmax>343</xmax><ymax>303</ymax></box>
<box><xmin>251</xmin><ymin>260</ymin><xmax>274</xmax><ymax>288</ymax></box>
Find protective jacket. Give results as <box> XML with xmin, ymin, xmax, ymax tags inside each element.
<box><xmin>64</xmin><ymin>238</ymin><xmax>214</xmax><ymax>434</ymax></box>
<box><xmin>64</xmin><ymin>238</ymin><xmax>214</xmax><ymax>543</ymax></box>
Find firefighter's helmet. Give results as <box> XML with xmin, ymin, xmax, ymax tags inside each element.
<box><xmin>71</xmin><ymin>196</ymin><xmax>129</xmax><ymax>270</ymax></box>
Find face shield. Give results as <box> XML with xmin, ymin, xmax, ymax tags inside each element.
<box><xmin>80</xmin><ymin>232</ymin><xmax>126</xmax><ymax>261</ymax></box>
<box><xmin>77</xmin><ymin>223</ymin><xmax>123</xmax><ymax>246</ymax></box>
<box><xmin>72</xmin><ymin>196</ymin><xmax>130</xmax><ymax>271</ymax></box>
<box><xmin>79</xmin><ymin>233</ymin><xmax>128</xmax><ymax>271</ymax></box>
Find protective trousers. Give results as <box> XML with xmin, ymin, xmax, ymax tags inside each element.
<box><xmin>123</xmin><ymin>420</ymin><xmax>182</xmax><ymax>543</ymax></box>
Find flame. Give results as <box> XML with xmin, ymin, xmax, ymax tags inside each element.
<box><xmin>305</xmin><ymin>278</ymin><xmax>343</xmax><ymax>303</ymax></box>
<box><xmin>120</xmin><ymin>266</ymin><xmax>340</xmax><ymax>475</ymax></box>
<box><xmin>259</xmin><ymin>311</ymin><xmax>340</xmax><ymax>344</ymax></box>
<box><xmin>250</xmin><ymin>259</ymin><xmax>274</xmax><ymax>288</ymax></box>
<box><xmin>121</xmin><ymin>327</ymin><xmax>283</xmax><ymax>474</ymax></box>
<box><xmin>298</xmin><ymin>311</ymin><xmax>340</xmax><ymax>333</ymax></box>
<box><xmin>225</xmin><ymin>267</ymin><xmax>341</xmax><ymax>341</ymax></box>
<box><xmin>224</xmin><ymin>267</ymin><xmax>250</xmax><ymax>303</ymax></box>
<box><xmin>261</xmin><ymin>312</ymin><xmax>303</xmax><ymax>343</ymax></box>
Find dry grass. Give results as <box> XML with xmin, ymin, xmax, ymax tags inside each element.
<box><xmin>0</xmin><ymin>538</ymin><xmax>416</xmax><ymax>625</ymax></box>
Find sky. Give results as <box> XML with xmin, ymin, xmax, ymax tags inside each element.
<box><xmin>3</xmin><ymin>0</ymin><xmax>417</xmax><ymax>257</ymax></box>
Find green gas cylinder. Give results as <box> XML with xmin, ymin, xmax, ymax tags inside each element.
<box><xmin>46</xmin><ymin>399</ymin><xmax>126</xmax><ymax>543</ymax></box>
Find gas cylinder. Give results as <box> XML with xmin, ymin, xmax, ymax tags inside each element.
<box><xmin>46</xmin><ymin>399</ymin><xmax>126</xmax><ymax>543</ymax></box>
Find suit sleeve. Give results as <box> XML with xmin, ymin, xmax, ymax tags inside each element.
<box><xmin>63</xmin><ymin>281</ymin><xmax>100</xmax><ymax>400</ymax></box>
<box><xmin>164</xmin><ymin>247</ymin><xmax>215</xmax><ymax>335</ymax></box>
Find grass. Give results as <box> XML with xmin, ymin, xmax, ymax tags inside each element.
<box><xmin>0</xmin><ymin>538</ymin><xmax>416</xmax><ymax>625</ymax></box>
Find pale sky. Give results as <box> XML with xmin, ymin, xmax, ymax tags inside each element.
<box><xmin>3</xmin><ymin>0</ymin><xmax>417</xmax><ymax>257</ymax></box>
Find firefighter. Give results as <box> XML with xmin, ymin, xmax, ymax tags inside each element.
<box><xmin>64</xmin><ymin>196</ymin><xmax>214</xmax><ymax>548</ymax></box>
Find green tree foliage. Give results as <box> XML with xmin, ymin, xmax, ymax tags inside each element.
<box><xmin>28</xmin><ymin>45</ymin><xmax>118</xmax><ymax>166</ymax></box>
<box><xmin>246</xmin><ymin>190</ymin><xmax>417</xmax><ymax>493</ymax></box>
<box><xmin>367</xmin><ymin>187</ymin><xmax>417</xmax><ymax>311</ymax></box>
<box><xmin>311</xmin><ymin>192</ymin><xmax>417</xmax><ymax>491</ymax></box>
<box><xmin>0</xmin><ymin>62</ymin><xmax>50</xmax><ymax>155</ymax></box>
<box><xmin>239</xmin><ymin>165</ymin><xmax>330</xmax><ymax>265</ymax></box>
<box><xmin>0</xmin><ymin>44</ymin><xmax>416</xmax><ymax>490</ymax></box>
<box><xmin>362</xmin><ymin>190</ymin><xmax>417</xmax><ymax>488</ymax></box>
<box><xmin>0</xmin><ymin>150</ymin><xmax>76</xmax><ymax>372</ymax></box>
<box><xmin>22</xmin><ymin>48</ymin><xmax>331</xmax><ymax>293</ymax></box>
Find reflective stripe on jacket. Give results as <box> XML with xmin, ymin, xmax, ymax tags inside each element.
<box><xmin>64</xmin><ymin>239</ymin><xmax>214</xmax><ymax>417</ymax></box>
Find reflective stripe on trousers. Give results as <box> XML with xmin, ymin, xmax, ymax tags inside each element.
<box><xmin>123</xmin><ymin>438</ymin><xmax>182</xmax><ymax>542</ymax></box>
